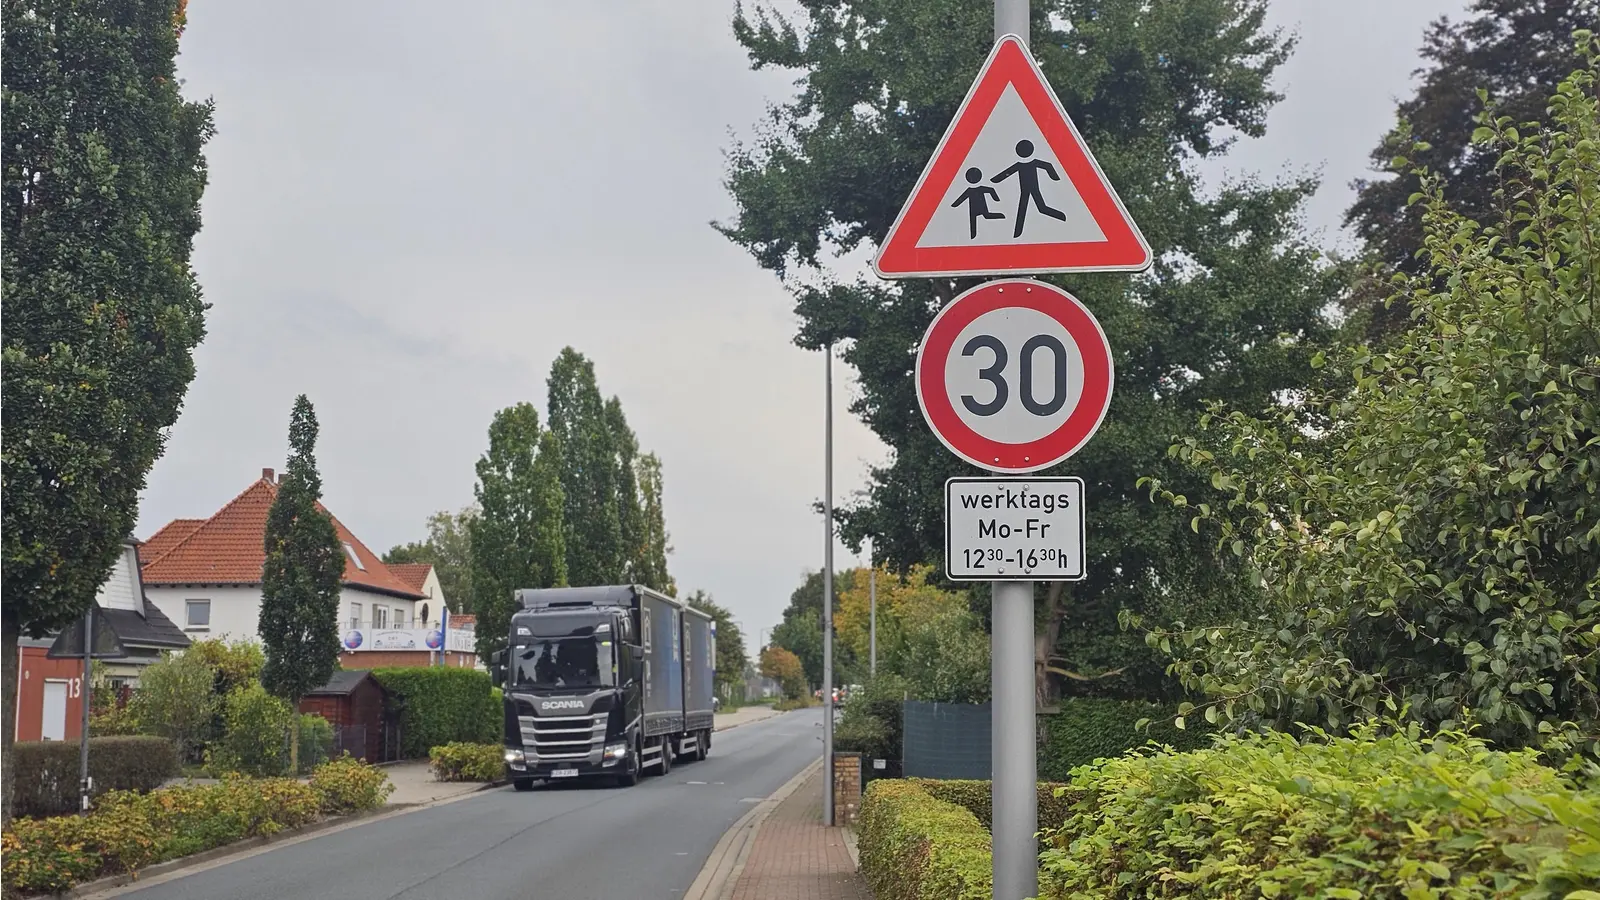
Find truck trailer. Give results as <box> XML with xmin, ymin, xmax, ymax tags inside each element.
<box><xmin>488</xmin><ymin>585</ymin><xmax>716</xmax><ymax>789</ymax></box>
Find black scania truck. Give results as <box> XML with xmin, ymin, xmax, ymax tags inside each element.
<box><xmin>488</xmin><ymin>585</ymin><xmax>717</xmax><ymax>790</ymax></box>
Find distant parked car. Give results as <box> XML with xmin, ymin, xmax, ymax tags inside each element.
<box><xmin>713</xmin><ymin>696</ymin><xmax>722</xmax><ymax>711</ymax></box>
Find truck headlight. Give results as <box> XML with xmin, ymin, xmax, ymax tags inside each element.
<box><xmin>504</xmin><ymin>748</ymin><xmax>525</xmax><ymax>765</ymax></box>
<box><xmin>603</xmin><ymin>742</ymin><xmax>628</xmax><ymax>760</ymax></box>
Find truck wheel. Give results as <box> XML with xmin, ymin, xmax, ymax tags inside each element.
<box><xmin>659</xmin><ymin>738</ymin><xmax>672</xmax><ymax>776</ymax></box>
<box><xmin>512</xmin><ymin>778</ymin><xmax>536</xmax><ymax>792</ymax></box>
<box><xmin>698</xmin><ymin>729</ymin><xmax>711</xmax><ymax>761</ymax></box>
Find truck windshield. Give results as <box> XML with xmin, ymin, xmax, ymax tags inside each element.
<box><xmin>512</xmin><ymin>638</ymin><xmax>615</xmax><ymax>689</ymax></box>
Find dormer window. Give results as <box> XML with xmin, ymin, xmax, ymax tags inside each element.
<box><xmin>343</xmin><ymin>542</ymin><xmax>365</xmax><ymax>571</ymax></box>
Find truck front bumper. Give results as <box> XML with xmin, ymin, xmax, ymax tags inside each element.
<box><xmin>503</xmin><ymin>744</ymin><xmax>628</xmax><ymax>781</ymax></box>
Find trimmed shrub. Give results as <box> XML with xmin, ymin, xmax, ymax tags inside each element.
<box><xmin>309</xmin><ymin>755</ymin><xmax>393</xmax><ymax>814</ymax></box>
<box><xmin>9</xmin><ymin>737</ymin><xmax>179</xmax><ymax>818</ymax></box>
<box><xmin>1</xmin><ymin>776</ymin><xmax>321</xmax><ymax>895</ymax></box>
<box><xmin>488</xmin><ymin>686</ymin><xmax>504</xmax><ymax>741</ymax></box>
<box><xmin>372</xmin><ymin>667</ymin><xmax>498</xmax><ymax>758</ymax></box>
<box><xmin>296</xmin><ymin>713</ymin><xmax>334</xmax><ymax>774</ymax></box>
<box><xmin>909</xmin><ymin>778</ymin><xmax>1078</xmax><ymax>832</ymax></box>
<box><xmin>1037</xmin><ymin>697</ymin><xmax>1212</xmax><ymax>781</ymax></box>
<box><xmin>429</xmin><ymin>742</ymin><xmax>504</xmax><ymax>782</ymax></box>
<box><xmin>857</xmin><ymin>780</ymin><xmax>991</xmax><ymax>900</ymax></box>
<box><xmin>206</xmin><ymin>683</ymin><xmax>294</xmax><ymax>777</ymax></box>
<box><xmin>834</xmin><ymin>674</ymin><xmax>909</xmax><ymax>762</ymax></box>
<box><xmin>1037</xmin><ymin>723</ymin><xmax>1600</xmax><ymax>898</ymax></box>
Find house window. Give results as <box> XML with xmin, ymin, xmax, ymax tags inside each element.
<box><xmin>393</xmin><ymin>608</ymin><xmax>408</xmax><ymax>629</ymax></box>
<box><xmin>373</xmin><ymin>607</ymin><xmax>388</xmax><ymax>629</ymax></box>
<box><xmin>349</xmin><ymin>603</ymin><xmax>362</xmax><ymax>630</ymax></box>
<box><xmin>185</xmin><ymin>600</ymin><xmax>210</xmax><ymax>630</ymax></box>
<box><xmin>343</xmin><ymin>542</ymin><xmax>366</xmax><ymax>571</ymax></box>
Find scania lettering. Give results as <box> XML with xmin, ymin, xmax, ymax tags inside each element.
<box><xmin>488</xmin><ymin>585</ymin><xmax>717</xmax><ymax>790</ymax></box>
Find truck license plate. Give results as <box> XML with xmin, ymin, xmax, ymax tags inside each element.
<box><xmin>550</xmin><ymin>768</ymin><xmax>579</xmax><ymax>778</ymax></box>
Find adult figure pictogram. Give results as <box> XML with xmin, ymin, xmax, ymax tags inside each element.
<box><xmin>951</xmin><ymin>166</ymin><xmax>1006</xmax><ymax>239</ymax></box>
<box><xmin>992</xmin><ymin>140</ymin><xmax>1066</xmax><ymax>238</ymax></box>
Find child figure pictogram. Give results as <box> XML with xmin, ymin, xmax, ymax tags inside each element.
<box><xmin>992</xmin><ymin>139</ymin><xmax>1066</xmax><ymax>238</ymax></box>
<box><xmin>951</xmin><ymin>166</ymin><xmax>1005</xmax><ymax>239</ymax></box>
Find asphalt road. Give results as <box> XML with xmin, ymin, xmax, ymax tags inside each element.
<box><xmin>109</xmin><ymin>708</ymin><xmax>824</xmax><ymax>900</ymax></box>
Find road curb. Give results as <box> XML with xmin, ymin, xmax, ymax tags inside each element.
<box><xmin>682</xmin><ymin>756</ymin><xmax>822</xmax><ymax>900</ymax></box>
<box><xmin>712</xmin><ymin>706</ymin><xmax>792</xmax><ymax>733</ymax></box>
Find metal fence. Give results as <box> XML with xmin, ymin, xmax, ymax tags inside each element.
<box><xmin>331</xmin><ymin>724</ymin><xmax>369</xmax><ymax>762</ymax></box>
<box><xmin>902</xmin><ymin>700</ymin><xmax>993</xmax><ymax>780</ymax></box>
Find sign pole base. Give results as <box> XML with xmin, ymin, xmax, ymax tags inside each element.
<box><xmin>991</xmin><ymin>579</ymin><xmax>1037</xmax><ymax>900</ymax></box>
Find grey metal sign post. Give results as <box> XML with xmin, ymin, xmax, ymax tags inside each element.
<box><xmin>869</xmin><ymin>0</ymin><xmax>1148</xmax><ymax>894</ymax></box>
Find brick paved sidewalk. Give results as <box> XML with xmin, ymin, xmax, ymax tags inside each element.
<box><xmin>728</xmin><ymin>769</ymin><xmax>871</xmax><ymax>900</ymax></box>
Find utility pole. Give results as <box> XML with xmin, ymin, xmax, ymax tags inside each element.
<box><xmin>78</xmin><ymin>605</ymin><xmax>95</xmax><ymax>816</ymax></box>
<box><xmin>822</xmin><ymin>343</ymin><xmax>836</xmax><ymax>827</ymax></box>
<box><xmin>868</xmin><ymin>554</ymin><xmax>877</xmax><ymax>677</ymax></box>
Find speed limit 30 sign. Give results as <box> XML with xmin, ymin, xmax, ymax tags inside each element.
<box><xmin>915</xmin><ymin>278</ymin><xmax>1112</xmax><ymax>473</ymax></box>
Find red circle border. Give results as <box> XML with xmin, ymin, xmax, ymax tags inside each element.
<box><xmin>915</xmin><ymin>279</ymin><xmax>1114</xmax><ymax>473</ymax></box>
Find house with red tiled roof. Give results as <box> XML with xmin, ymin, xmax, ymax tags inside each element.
<box><xmin>139</xmin><ymin>468</ymin><xmax>427</xmax><ymax>648</ymax></box>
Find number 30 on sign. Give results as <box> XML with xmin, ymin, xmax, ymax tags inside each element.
<box><xmin>915</xmin><ymin>279</ymin><xmax>1113</xmax><ymax>473</ymax></box>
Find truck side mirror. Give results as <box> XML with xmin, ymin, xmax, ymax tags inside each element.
<box><xmin>631</xmin><ymin>646</ymin><xmax>644</xmax><ymax>663</ymax></box>
<box><xmin>489</xmin><ymin>649</ymin><xmax>506</xmax><ymax>666</ymax></box>
<box><xmin>489</xmin><ymin>664</ymin><xmax>505</xmax><ymax>688</ymax></box>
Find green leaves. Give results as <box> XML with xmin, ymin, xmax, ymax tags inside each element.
<box><xmin>259</xmin><ymin>396</ymin><xmax>344</xmax><ymax>708</ymax></box>
<box><xmin>468</xmin><ymin>401</ymin><xmax>565</xmax><ymax>666</ymax></box>
<box><xmin>1145</xmin><ymin>42</ymin><xmax>1600</xmax><ymax>757</ymax></box>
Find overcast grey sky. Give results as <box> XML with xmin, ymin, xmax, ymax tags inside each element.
<box><xmin>142</xmin><ymin>0</ymin><xmax>1467</xmax><ymax>641</ymax></box>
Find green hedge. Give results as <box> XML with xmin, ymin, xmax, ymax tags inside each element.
<box><xmin>1037</xmin><ymin>698</ymin><xmax>1212</xmax><ymax>780</ymax></box>
<box><xmin>858</xmin><ymin>780</ymin><xmax>992</xmax><ymax>900</ymax></box>
<box><xmin>9</xmin><ymin>737</ymin><xmax>179</xmax><ymax>818</ymax></box>
<box><xmin>1037</xmin><ymin>724</ymin><xmax>1600</xmax><ymax>898</ymax></box>
<box><xmin>908</xmin><ymin>778</ymin><xmax>1078</xmax><ymax>832</ymax></box>
<box><xmin>372</xmin><ymin>667</ymin><xmax>498</xmax><ymax>758</ymax></box>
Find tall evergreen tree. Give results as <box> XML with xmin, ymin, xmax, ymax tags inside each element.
<box><xmin>721</xmin><ymin>0</ymin><xmax>1340</xmax><ymax>703</ymax></box>
<box><xmin>1</xmin><ymin>0</ymin><xmax>214</xmax><ymax>821</ymax></box>
<box><xmin>546</xmin><ymin>348</ymin><xmax>624</xmax><ymax>586</ymax></box>
<box><xmin>1344</xmin><ymin>0</ymin><xmax>1597</xmax><ymax>338</ymax></box>
<box><xmin>604</xmin><ymin>397</ymin><xmax>646</xmax><ymax>583</ymax></box>
<box><xmin>469</xmin><ymin>403</ymin><xmax>566</xmax><ymax>665</ymax></box>
<box><xmin>258</xmin><ymin>395</ymin><xmax>345</xmax><ymax>775</ymax></box>
<box><xmin>634</xmin><ymin>452</ymin><xmax>675</xmax><ymax>594</ymax></box>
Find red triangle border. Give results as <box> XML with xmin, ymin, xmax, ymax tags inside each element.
<box><xmin>874</xmin><ymin>35</ymin><xmax>1152</xmax><ymax>278</ymax></box>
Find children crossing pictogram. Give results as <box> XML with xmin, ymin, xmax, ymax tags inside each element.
<box><xmin>873</xmin><ymin>34</ymin><xmax>1152</xmax><ymax>279</ymax></box>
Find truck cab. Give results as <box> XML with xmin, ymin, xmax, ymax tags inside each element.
<box><xmin>489</xmin><ymin>585</ymin><xmax>714</xmax><ymax>790</ymax></box>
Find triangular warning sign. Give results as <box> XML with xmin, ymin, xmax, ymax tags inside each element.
<box><xmin>873</xmin><ymin>35</ymin><xmax>1152</xmax><ymax>279</ymax></box>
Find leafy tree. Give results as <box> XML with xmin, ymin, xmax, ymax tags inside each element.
<box><xmin>1</xmin><ymin>0</ymin><xmax>214</xmax><ymax>822</ymax></box>
<box><xmin>547</xmin><ymin>348</ymin><xmax>624</xmax><ymax>586</ymax></box>
<box><xmin>469</xmin><ymin>402</ymin><xmax>566</xmax><ymax>665</ymax></box>
<box><xmin>258</xmin><ymin>395</ymin><xmax>345</xmax><ymax>775</ymax></box>
<box><xmin>836</xmin><ymin>564</ymin><xmax>990</xmax><ymax>703</ymax></box>
<box><xmin>771</xmin><ymin>569</ymin><xmax>861</xmax><ymax>689</ymax></box>
<box><xmin>605</xmin><ymin>398</ymin><xmax>648</xmax><ymax>584</ymax></box>
<box><xmin>635</xmin><ymin>453</ymin><xmax>676</xmax><ymax>595</ymax></box>
<box><xmin>384</xmin><ymin>506</ymin><xmax>479</xmax><ymax>615</ymax></box>
<box><xmin>1344</xmin><ymin>0</ymin><xmax>1598</xmax><ymax>338</ymax></box>
<box><xmin>685</xmin><ymin>590</ymin><xmax>750</xmax><ymax>698</ymax></box>
<box><xmin>760</xmin><ymin>646</ymin><xmax>808</xmax><ymax>700</ymax></box>
<box><xmin>1139</xmin><ymin>45</ymin><xmax>1600</xmax><ymax>754</ymax></box>
<box><xmin>184</xmin><ymin>636</ymin><xmax>266</xmax><ymax>746</ymax></box>
<box><xmin>207</xmin><ymin>682</ymin><xmax>295</xmax><ymax>777</ymax></box>
<box><xmin>134</xmin><ymin>650</ymin><xmax>218</xmax><ymax>762</ymax></box>
<box><xmin>720</xmin><ymin>0</ymin><xmax>1339</xmax><ymax>706</ymax></box>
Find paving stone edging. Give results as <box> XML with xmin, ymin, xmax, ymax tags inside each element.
<box><xmin>682</xmin><ymin>757</ymin><xmax>823</xmax><ymax>900</ymax></box>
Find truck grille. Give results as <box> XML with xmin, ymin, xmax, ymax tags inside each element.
<box><xmin>518</xmin><ymin>714</ymin><xmax>606</xmax><ymax>762</ymax></box>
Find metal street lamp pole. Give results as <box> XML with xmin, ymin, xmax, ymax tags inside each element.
<box><xmin>822</xmin><ymin>343</ymin><xmax>836</xmax><ymax>827</ymax></box>
<box><xmin>869</xmin><ymin>550</ymin><xmax>877</xmax><ymax>677</ymax></box>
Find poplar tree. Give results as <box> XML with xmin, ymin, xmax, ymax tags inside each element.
<box><xmin>469</xmin><ymin>403</ymin><xmax>567</xmax><ymax>664</ymax></box>
<box><xmin>259</xmin><ymin>395</ymin><xmax>345</xmax><ymax>775</ymax></box>
<box><xmin>546</xmin><ymin>348</ymin><xmax>623</xmax><ymax>586</ymax></box>
<box><xmin>1</xmin><ymin>0</ymin><xmax>214</xmax><ymax>821</ymax></box>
